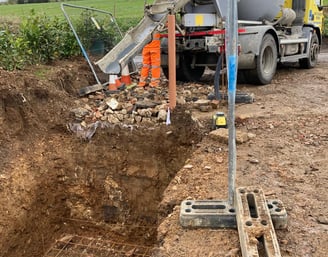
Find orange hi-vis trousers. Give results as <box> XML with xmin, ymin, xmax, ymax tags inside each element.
<box><xmin>139</xmin><ymin>33</ymin><xmax>161</xmax><ymax>87</ymax></box>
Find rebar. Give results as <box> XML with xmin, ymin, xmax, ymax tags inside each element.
<box><xmin>44</xmin><ymin>234</ymin><xmax>152</xmax><ymax>257</ymax></box>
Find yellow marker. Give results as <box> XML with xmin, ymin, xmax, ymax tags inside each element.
<box><xmin>195</xmin><ymin>15</ymin><xmax>204</xmax><ymax>26</ymax></box>
<box><xmin>213</xmin><ymin>112</ymin><xmax>227</xmax><ymax>129</ymax></box>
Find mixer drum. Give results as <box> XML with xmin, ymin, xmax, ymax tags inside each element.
<box><xmin>210</xmin><ymin>0</ymin><xmax>284</xmax><ymax>22</ymax></box>
<box><xmin>237</xmin><ymin>0</ymin><xmax>284</xmax><ymax>21</ymax></box>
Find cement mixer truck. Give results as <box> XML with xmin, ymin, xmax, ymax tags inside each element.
<box><xmin>96</xmin><ymin>0</ymin><xmax>324</xmax><ymax>85</ymax></box>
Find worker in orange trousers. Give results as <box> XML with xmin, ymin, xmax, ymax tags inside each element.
<box><xmin>138</xmin><ymin>33</ymin><xmax>161</xmax><ymax>88</ymax></box>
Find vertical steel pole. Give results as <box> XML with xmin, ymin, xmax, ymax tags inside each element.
<box><xmin>226</xmin><ymin>0</ymin><xmax>238</xmax><ymax>206</ymax></box>
<box><xmin>168</xmin><ymin>12</ymin><xmax>176</xmax><ymax>110</ymax></box>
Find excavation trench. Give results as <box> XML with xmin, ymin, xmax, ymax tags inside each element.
<box><xmin>0</xmin><ymin>95</ymin><xmax>202</xmax><ymax>257</ymax></box>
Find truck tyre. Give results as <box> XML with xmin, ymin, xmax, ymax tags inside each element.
<box><xmin>162</xmin><ymin>54</ymin><xmax>205</xmax><ymax>82</ymax></box>
<box><xmin>161</xmin><ymin>53</ymin><xmax>187</xmax><ymax>82</ymax></box>
<box><xmin>162</xmin><ymin>67</ymin><xmax>186</xmax><ymax>82</ymax></box>
<box><xmin>299</xmin><ymin>33</ymin><xmax>319</xmax><ymax>69</ymax></box>
<box><xmin>180</xmin><ymin>54</ymin><xmax>205</xmax><ymax>82</ymax></box>
<box><xmin>248</xmin><ymin>34</ymin><xmax>277</xmax><ymax>85</ymax></box>
<box><xmin>237</xmin><ymin>70</ymin><xmax>249</xmax><ymax>84</ymax></box>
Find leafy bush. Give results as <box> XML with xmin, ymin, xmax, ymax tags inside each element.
<box><xmin>0</xmin><ymin>10</ymin><xmax>140</xmax><ymax>71</ymax></box>
<box><xmin>19</xmin><ymin>10</ymin><xmax>80</xmax><ymax>64</ymax></box>
<box><xmin>0</xmin><ymin>29</ymin><xmax>30</xmax><ymax>70</ymax></box>
<box><xmin>0</xmin><ymin>11</ymin><xmax>81</xmax><ymax>70</ymax></box>
<box><xmin>116</xmin><ymin>17</ymin><xmax>141</xmax><ymax>34</ymax></box>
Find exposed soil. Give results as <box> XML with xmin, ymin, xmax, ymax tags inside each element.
<box><xmin>0</xmin><ymin>39</ymin><xmax>327</xmax><ymax>257</ymax></box>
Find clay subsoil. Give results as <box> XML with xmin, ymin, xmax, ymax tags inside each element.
<box><xmin>0</xmin><ymin>39</ymin><xmax>327</xmax><ymax>257</ymax></box>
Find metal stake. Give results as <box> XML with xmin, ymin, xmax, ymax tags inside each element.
<box><xmin>226</xmin><ymin>0</ymin><xmax>238</xmax><ymax>206</ymax></box>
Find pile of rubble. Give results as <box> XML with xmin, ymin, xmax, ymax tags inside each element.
<box><xmin>69</xmin><ymin>82</ymin><xmax>220</xmax><ymax>131</ymax></box>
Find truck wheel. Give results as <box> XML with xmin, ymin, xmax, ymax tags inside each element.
<box><xmin>180</xmin><ymin>54</ymin><xmax>205</xmax><ymax>82</ymax></box>
<box><xmin>248</xmin><ymin>34</ymin><xmax>277</xmax><ymax>85</ymax></box>
<box><xmin>162</xmin><ymin>54</ymin><xmax>188</xmax><ymax>82</ymax></box>
<box><xmin>237</xmin><ymin>70</ymin><xmax>249</xmax><ymax>84</ymax></box>
<box><xmin>299</xmin><ymin>33</ymin><xmax>319</xmax><ymax>69</ymax></box>
<box><xmin>162</xmin><ymin>66</ymin><xmax>186</xmax><ymax>82</ymax></box>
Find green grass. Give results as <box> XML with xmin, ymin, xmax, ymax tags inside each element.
<box><xmin>0</xmin><ymin>0</ymin><xmax>146</xmax><ymax>21</ymax></box>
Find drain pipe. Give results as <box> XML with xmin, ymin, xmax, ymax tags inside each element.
<box><xmin>168</xmin><ymin>11</ymin><xmax>176</xmax><ymax>110</ymax></box>
<box><xmin>226</xmin><ymin>0</ymin><xmax>238</xmax><ymax>206</ymax></box>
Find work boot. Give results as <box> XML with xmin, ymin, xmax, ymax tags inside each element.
<box><xmin>149</xmin><ymin>80</ymin><xmax>160</xmax><ymax>88</ymax></box>
<box><xmin>138</xmin><ymin>77</ymin><xmax>147</xmax><ymax>87</ymax></box>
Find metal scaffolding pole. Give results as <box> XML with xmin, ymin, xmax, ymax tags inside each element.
<box><xmin>226</xmin><ymin>0</ymin><xmax>238</xmax><ymax>206</ymax></box>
